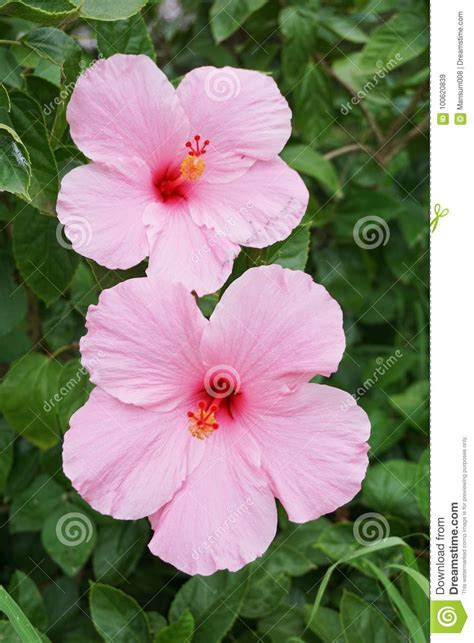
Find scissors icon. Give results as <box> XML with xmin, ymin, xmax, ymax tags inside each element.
<box><xmin>430</xmin><ymin>203</ymin><xmax>449</xmax><ymax>232</ymax></box>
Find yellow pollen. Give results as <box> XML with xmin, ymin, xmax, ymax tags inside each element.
<box><xmin>187</xmin><ymin>402</ymin><xmax>219</xmax><ymax>440</ymax></box>
<box><xmin>180</xmin><ymin>155</ymin><xmax>205</xmax><ymax>181</ymax></box>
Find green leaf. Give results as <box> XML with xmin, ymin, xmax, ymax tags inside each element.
<box><xmin>154</xmin><ymin>609</ymin><xmax>194</xmax><ymax>643</ymax></box>
<box><xmin>261</xmin><ymin>225</ymin><xmax>310</xmax><ymax>271</ymax></box>
<box><xmin>416</xmin><ymin>448</ymin><xmax>429</xmax><ymax>522</ymax></box>
<box><xmin>8</xmin><ymin>473</ymin><xmax>64</xmax><ymax>532</ymax></box>
<box><xmin>0</xmin><ymin>586</ymin><xmax>42</xmax><ymax>643</ymax></box>
<box><xmin>319</xmin><ymin>9</ymin><xmax>368</xmax><ymax>44</ymax></box>
<box><xmin>0</xmin><ymin>353</ymin><xmax>62</xmax><ymax>449</ymax></box>
<box><xmin>21</xmin><ymin>27</ymin><xmax>81</xmax><ymax>67</ymax></box>
<box><xmin>0</xmin><ymin>124</ymin><xmax>31</xmax><ymax>198</ymax></box>
<box><xmin>210</xmin><ymin>0</ymin><xmax>268</xmax><ymax>43</ymax></box>
<box><xmin>0</xmin><ymin>49</ymin><xmax>23</xmax><ymax>89</ymax></box>
<box><xmin>0</xmin><ymin>0</ymin><xmax>78</xmax><ymax>25</ymax></box>
<box><xmin>95</xmin><ymin>14</ymin><xmax>156</xmax><ymax>60</ymax></box>
<box><xmin>90</xmin><ymin>583</ymin><xmax>151</xmax><ymax>643</ymax></box>
<box><xmin>0</xmin><ymin>418</ymin><xmax>15</xmax><ymax>494</ymax></box>
<box><xmin>240</xmin><ymin>566</ymin><xmax>289</xmax><ymax>619</ymax></box>
<box><xmin>359</xmin><ymin>12</ymin><xmax>429</xmax><ymax>73</ymax></box>
<box><xmin>305</xmin><ymin>605</ymin><xmax>344</xmax><ymax>643</ymax></box>
<box><xmin>170</xmin><ymin>569</ymin><xmax>248</xmax><ymax>643</ymax></box>
<box><xmin>70</xmin><ymin>0</ymin><xmax>148</xmax><ymax>21</ymax></box>
<box><xmin>8</xmin><ymin>570</ymin><xmax>48</xmax><ymax>631</ymax></box>
<box><xmin>56</xmin><ymin>358</ymin><xmax>92</xmax><ymax>434</ymax></box>
<box><xmin>361</xmin><ymin>460</ymin><xmax>423</xmax><ymax>522</ymax></box>
<box><xmin>42</xmin><ymin>505</ymin><xmax>96</xmax><ymax>576</ymax></box>
<box><xmin>92</xmin><ymin>520</ymin><xmax>149</xmax><ymax>586</ymax></box>
<box><xmin>13</xmin><ymin>207</ymin><xmax>79</xmax><ymax>304</ymax></box>
<box><xmin>0</xmin><ymin>82</ymin><xmax>10</xmax><ymax>110</ymax></box>
<box><xmin>340</xmin><ymin>591</ymin><xmax>402</xmax><ymax>642</ymax></box>
<box><xmin>9</xmin><ymin>91</ymin><xmax>59</xmax><ymax>214</ymax></box>
<box><xmin>281</xmin><ymin>144</ymin><xmax>341</xmax><ymax>196</ymax></box>
<box><xmin>388</xmin><ymin>380</ymin><xmax>429</xmax><ymax>432</ymax></box>
<box><xmin>279</xmin><ymin>6</ymin><xmax>317</xmax><ymax>84</ymax></box>
<box><xmin>292</xmin><ymin>63</ymin><xmax>333</xmax><ymax>143</ymax></box>
<box><xmin>0</xmin><ymin>249</ymin><xmax>27</xmax><ymax>338</ymax></box>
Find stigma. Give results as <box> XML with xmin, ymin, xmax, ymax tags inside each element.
<box><xmin>180</xmin><ymin>135</ymin><xmax>209</xmax><ymax>181</ymax></box>
<box><xmin>187</xmin><ymin>400</ymin><xmax>219</xmax><ymax>440</ymax></box>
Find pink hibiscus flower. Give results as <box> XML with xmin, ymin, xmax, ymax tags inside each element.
<box><xmin>63</xmin><ymin>265</ymin><xmax>370</xmax><ymax>576</ymax></box>
<box><xmin>57</xmin><ymin>54</ymin><xmax>309</xmax><ymax>296</ymax></box>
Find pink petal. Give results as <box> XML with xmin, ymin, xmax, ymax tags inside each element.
<box><xmin>188</xmin><ymin>158</ymin><xmax>308</xmax><ymax>247</ymax></box>
<box><xmin>248</xmin><ymin>383</ymin><xmax>370</xmax><ymax>522</ymax></box>
<box><xmin>148</xmin><ymin>414</ymin><xmax>277</xmax><ymax>575</ymax></box>
<box><xmin>177</xmin><ymin>66</ymin><xmax>291</xmax><ymax>183</ymax></box>
<box><xmin>201</xmin><ymin>265</ymin><xmax>345</xmax><ymax>401</ymax></box>
<box><xmin>57</xmin><ymin>158</ymin><xmax>153</xmax><ymax>269</ymax></box>
<box><xmin>80</xmin><ymin>276</ymin><xmax>207</xmax><ymax>408</ymax></box>
<box><xmin>63</xmin><ymin>388</ymin><xmax>205</xmax><ymax>520</ymax></box>
<box><xmin>144</xmin><ymin>201</ymin><xmax>240</xmax><ymax>296</ymax></box>
<box><xmin>67</xmin><ymin>54</ymin><xmax>189</xmax><ymax>167</ymax></box>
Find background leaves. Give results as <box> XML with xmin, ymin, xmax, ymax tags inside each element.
<box><xmin>0</xmin><ymin>0</ymin><xmax>429</xmax><ymax>640</ymax></box>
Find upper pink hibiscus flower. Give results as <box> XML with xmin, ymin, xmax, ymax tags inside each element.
<box><xmin>57</xmin><ymin>54</ymin><xmax>309</xmax><ymax>295</ymax></box>
<box><xmin>63</xmin><ymin>265</ymin><xmax>370</xmax><ymax>575</ymax></box>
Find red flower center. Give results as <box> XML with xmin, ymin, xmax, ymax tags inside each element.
<box><xmin>153</xmin><ymin>134</ymin><xmax>210</xmax><ymax>202</ymax></box>
<box><xmin>187</xmin><ymin>368</ymin><xmax>241</xmax><ymax>440</ymax></box>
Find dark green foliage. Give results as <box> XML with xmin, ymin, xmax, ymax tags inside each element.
<box><xmin>0</xmin><ymin>0</ymin><xmax>429</xmax><ymax>640</ymax></box>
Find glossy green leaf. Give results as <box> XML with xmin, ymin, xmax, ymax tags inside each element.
<box><xmin>210</xmin><ymin>0</ymin><xmax>268</xmax><ymax>42</ymax></box>
<box><xmin>281</xmin><ymin>144</ymin><xmax>341</xmax><ymax>196</ymax></box>
<box><xmin>0</xmin><ymin>586</ymin><xmax>42</xmax><ymax>643</ymax></box>
<box><xmin>70</xmin><ymin>0</ymin><xmax>148</xmax><ymax>21</ymax></box>
<box><xmin>8</xmin><ymin>570</ymin><xmax>48</xmax><ymax>631</ymax></box>
<box><xmin>42</xmin><ymin>505</ymin><xmax>96</xmax><ymax>576</ymax></box>
<box><xmin>0</xmin><ymin>353</ymin><xmax>62</xmax><ymax>449</ymax></box>
<box><xmin>95</xmin><ymin>14</ymin><xmax>156</xmax><ymax>60</ymax></box>
<box><xmin>0</xmin><ymin>123</ymin><xmax>31</xmax><ymax>198</ymax></box>
<box><xmin>359</xmin><ymin>12</ymin><xmax>429</xmax><ymax>72</ymax></box>
<box><xmin>0</xmin><ymin>0</ymin><xmax>77</xmax><ymax>24</ymax></box>
<box><xmin>90</xmin><ymin>583</ymin><xmax>151</xmax><ymax>643</ymax></box>
<box><xmin>340</xmin><ymin>591</ymin><xmax>402</xmax><ymax>642</ymax></box>
<box><xmin>154</xmin><ymin>609</ymin><xmax>194</xmax><ymax>643</ymax></box>
<box><xmin>169</xmin><ymin>569</ymin><xmax>248</xmax><ymax>643</ymax></box>
<box><xmin>13</xmin><ymin>207</ymin><xmax>79</xmax><ymax>304</ymax></box>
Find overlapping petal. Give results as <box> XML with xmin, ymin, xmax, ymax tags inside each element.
<box><xmin>201</xmin><ymin>265</ymin><xmax>345</xmax><ymax>403</ymax></box>
<box><xmin>176</xmin><ymin>66</ymin><xmax>292</xmax><ymax>183</ymax></box>
<box><xmin>80</xmin><ymin>276</ymin><xmax>207</xmax><ymax>408</ymax></box>
<box><xmin>143</xmin><ymin>201</ymin><xmax>240</xmax><ymax>297</ymax></box>
<box><xmin>57</xmin><ymin>157</ymin><xmax>153</xmax><ymax>269</ymax></box>
<box><xmin>67</xmin><ymin>54</ymin><xmax>189</xmax><ymax>167</ymax></box>
<box><xmin>243</xmin><ymin>383</ymin><xmax>370</xmax><ymax>523</ymax></box>
<box><xmin>187</xmin><ymin>158</ymin><xmax>309</xmax><ymax>247</ymax></box>
<box><xmin>148</xmin><ymin>412</ymin><xmax>277</xmax><ymax>575</ymax></box>
<box><xmin>63</xmin><ymin>388</ymin><xmax>205</xmax><ymax>520</ymax></box>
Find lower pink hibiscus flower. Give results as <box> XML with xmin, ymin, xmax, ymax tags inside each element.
<box><xmin>63</xmin><ymin>265</ymin><xmax>370</xmax><ymax>575</ymax></box>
